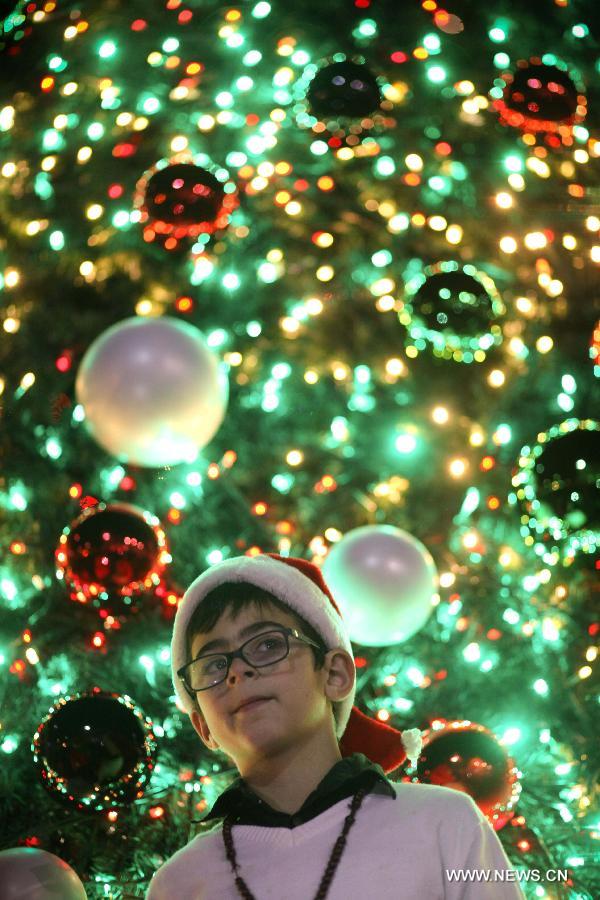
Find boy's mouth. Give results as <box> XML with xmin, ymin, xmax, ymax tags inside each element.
<box><xmin>233</xmin><ymin>696</ymin><xmax>273</xmax><ymax>714</ymax></box>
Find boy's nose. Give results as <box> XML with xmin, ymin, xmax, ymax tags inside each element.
<box><xmin>227</xmin><ymin>655</ymin><xmax>256</xmax><ymax>682</ymax></box>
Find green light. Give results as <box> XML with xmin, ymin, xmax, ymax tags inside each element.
<box><xmin>226</xmin><ymin>151</ymin><xmax>247</xmax><ymax>167</ymax></box>
<box><xmin>375</xmin><ymin>156</ymin><xmax>395</xmax><ymax>176</ymax></box>
<box><xmin>493</xmin><ymin>52</ymin><xmax>510</xmax><ymax>68</ymax></box>
<box><xmin>557</xmin><ymin>392</ymin><xmax>574</xmax><ymax>412</ymax></box>
<box><xmin>357</xmin><ymin>18</ymin><xmax>377</xmax><ymax>37</ymax></box>
<box><xmin>539</xmin><ymin>728</ymin><xmax>551</xmax><ymax>743</ymax></box>
<box><xmin>49</xmin><ymin>230</ymin><xmax>64</xmax><ymax>251</ymax></box>
<box><xmin>495</xmin><ymin>424</ymin><xmax>512</xmax><ymax>444</ymax></box>
<box><xmin>572</xmin><ymin>24</ymin><xmax>588</xmax><ymax>38</ymax></box>
<box><xmin>87</xmin><ymin>122</ymin><xmax>104</xmax><ymax>140</ymax></box>
<box><xmin>246</xmin><ymin>135</ymin><xmax>266</xmax><ymax>154</ymax></box>
<box><xmin>98</xmin><ymin>40</ymin><xmax>116</xmax><ymax>58</ymax></box>
<box><xmin>272</xmin><ymin>362</ymin><xmax>291</xmax><ymax>379</ymax></box>
<box><xmin>463</xmin><ymin>642</ymin><xmax>480</xmax><ymax>662</ymax></box>
<box><xmin>542</xmin><ymin>619</ymin><xmax>560</xmax><ymax>642</ymax></box>
<box><xmin>394</xmin><ymin>698</ymin><xmax>414</xmax><ymax>711</ymax></box>
<box><xmin>427</xmin><ymin>65</ymin><xmax>446</xmax><ymax>83</ymax></box>
<box><xmin>354</xmin><ymin>365</ymin><xmax>371</xmax><ymax>384</ymax></box>
<box><xmin>42</xmin><ymin>128</ymin><xmax>62</xmax><ymax>150</ymax></box>
<box><xmin>243</xmin><ymin>50</ymin><xmax>262</xmax><ymax>66</ymax></box>
<box><xmin>533</xmin><ymin>679</ymin><xmax>549</xmax><ymax>696</ymax></box>
<box><xmin>186</xmin><ymin>472</ymin><xmax>202</xmax><ymax>487</ymax></box>
<box><xmin>112</xmin><ymin>210</ymin><xmax>129</xmax><ymax>228</ymax></box>
<box><xmin>139</xmin><ymin>655</ymin><xmax>154</xmax><ymax>671</ymax></box>
<box><xmin>247</xmin><ymin>321</ymin><xmax>262</xmax><ymax>337</ymax></box>
<box><xmin>207</xmin><ymin>328</ymin><xmax>227</xmax><ymax>347</ymax></box>
<box><xmin>489</xmin><ymin>27</ymin><xmax>506</xmax><ymax>42</ymax></box>
<box><xmin>407</xmin><ymin>666</ymin><xmax>424</xmax><ymax>686</ymax></box>
<box><xmin>395</xmin><ymin>433</ymin><xmax>417</xmax><ymax>454</ymax></box>
<box><xmin>169</xmin><ymin>492</ymin><xmax>186</xmax><ymax>509</ymax></box>
<box><xmin>106</xmin><ymin>465</ymin><xmax>125</xmax><ymax>486</ymax></box>
<box><xmin>48</xmin><ymin>55</ymin><xmax>67</xmax><ymax>72</ymax></box>
<box><xmin>501</xmin><ymin>727</ymin><xmax>521</xmax><ymax>745</ymax></box>
<box><xmin>215</xmin><ymin>91</ymin><xmax>234</xmax><ymax>108</ymax></box>
<box><xmin>222</xmin><ymin>272</ymin><xmax>240</xmax><ymax>290</ymax></box>
<box><xmin>389</xmin><ymin>212</ymin><xmax>409</xmax><ymax>231</ymax></box>
<box><xmin>372</xmin><ymin>250</ymin><xmax>392</xmax><ymax>267</ymax></box>
<box><xmin>162</xmin><ymin>37</ymin><xmax>180</xmax><ymax>53</ymax></box>
<box><xmin>561</xmin><ymin>374</ymin><xmax>576</xmax><ymax>393</ymax></box>
<box><xmin>292</xmin><ymin>50</ymin><xmax>310</xmax><ymax>66</ymax></box>
<box><xmin>236</xmin><ymin>76</ymin><xmax>254</xmax><ymax>91</ymax></box>
<box><xmin>503</xmin><ymin>154</ymin><xmax>523</xmax><ymax>173</ymax></box>
<box><xmin>262</xmin><ymin>395</ymin><xmax>279</xmax><ymax>412</ymax></box>
<box><xmin>1</xmin><ymin>736</ymin><xmax>18</xmax><ymax>754</ymax></box>
<box><xmin>310</xmin><ymin>140</ymin><xmax>329</xmax><ymax>156</ymax></box>
<box><xmin>423</xmin><ymin>33</ymin><xmax>441</xmax><ymax>51</ymax></box>
<box><xmin>460</xmin><ymin>487</ymin><xmax>480</xmax><ymax>515</ymax></box>
<box><xmin>207</xmin><ymin>549</ymin><xmax>224</xmax><ymax>564</ymax></box>
<box><xmin>159</xmin><ymin>648</ymin><xmax>170</xmax><ymax>663</ymax></box>
<box><xmin>46</xmin><ymin>438</ymin><xmax>62</xmax><ymax>459</ymax></box>
<box><xmin>258</xmin><ymin>262</ymin><xmax>277</xmax><ymax>283</ymax></box>
<box><xmin>252</xmin><ymin>1</ymin><xmax>271</xmax><ymax>16</ymax></box>
<box><xmin>566</xmin><ymin>857</ymin><xmax>584</xmax><ymax>867</ymax></box>
<box><xmin>226</xmin><ymin>33</ymin><xmax>244</xmax><ymax>48</ymax></box>
<box><xmin>141</xmin><ymin>96</ymin><xmax>160</xmax><ymax>114</ymax></box>
<box><xmin>73</xmin><ymin>404</ymin><xmax>85</xmax><ymax>422</ymax></box>
<box><xmin>503</xmin><ymin>608</ymin><xmax>520</xmax><ymax>625</ymax></box>
<box><xmin>428</xmin><ymin>175</ymin><xmax>449</xmax><ymax>193</ymax></box>
<box><xmin>272</xmin><ymin>473</ymin><xmax>294</xmax><ymax>493</ymax></box>
<box><xmin>1</xmin><ymin>579</ymin><xmax>17</xmax><ymax>602</ymax></box>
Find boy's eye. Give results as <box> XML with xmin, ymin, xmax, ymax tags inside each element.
<box><xmin>200</xmin><ymin>656</ymin><xmax>227</xmax><ymax>674</ymax></box>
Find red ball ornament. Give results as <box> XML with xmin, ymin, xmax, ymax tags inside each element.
<box><xmin>416</xmin><ymin>720</ymin><xmax>521</xmax><ymax>830</ymax></box>
<box><xmin>55</xmin><ymin>502</ymin><xmax>169</xmax><ymax>612</ymax></box>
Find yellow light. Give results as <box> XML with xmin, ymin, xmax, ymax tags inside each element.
<box><xmin>197</xmin><ymin>114</ymin><xmax>215</xmax><ymax>131</ymax></box>
<box><xmin>304</xmin><ymin>369</ymin><xmax>319</xmax><ymax>384</ymax></box>
<box><xmin>26</xmin><ymin>221</ymin><xmax>41</xmax><ymax>236</ymax></box>
<box><xmin>77</xmin><ymin>146</ymin><xmax>93</xmax><ymax>163</ymax></box>
<box><xmin>266</xmin><ymin>248</ymin><xmax>283</xmax><ymax>262</ymax></box>
<box><xmin>86</xmin><ymin>204</ymin><xmax>103</xmax><ymax>220</ymax></box>
<box><xmin>315</xmin><ymin>232</ymin><xmax>334</xmax><ymax>247</ymax></box>
<box><xmin>371</xmin><ymin>277</ymin><xmax>395</xmax><ymax>296</ymax></box>
<box><xmin>405</xmin><ymin>153</ymin><xmax>423</xmax><ymax>171</ymax></box>
<box><xmin>305</xmin><ymin>297</ymin><xmax>323</xmax><ymax>315</ymax></box>
<box><xmin>446</xmin><ymin>224</ymin><xmax>463</xmax><ymax>244</ymax></box>
<box><xmin>488</xmin><ymin>369</ymin><xmax>505</xmax><ymax>387</ymax></box>
<box><xmin>495</xmin><ymin>192</ymin><xmax>513</xmax><ymax>209</ymax></box>
<box><xmin>469</xmin><ymin>429</ymin><xmax>484</xmax><ymax>446</ymax></box>
<box><xmin>250</xmin><ymin>176</ymin><xmax>268</xmax><ymax>191</ymax></box>
<box><xmin>578</xmin><ymin>666</ymin><xmax>592</xmax><ymax>679</ymax></box>
<box><xmin>462</xmin><ymin>530</ymin><xmax>479</xmax><ymax>549</ymax></box>
<box><xmin>456</xmin><ymin>80</ymin><xmax>474</xmax><ymax>95</ymax></box>
<box><xmin>439</xmin><ymin>571</ymin><xmax>456</xmax><ymax>588</ymax></box>
<box><xmin>337</xmin><ymin>147</ymin><xmax>354</xmax><ymax>161</ymax></box>
<box><xmin>448</xmin><ymin>457</ymin><xmax>468</xmax><ymax>478</ymax></box>
<box><xmin>170</xmin><ymin>135</ymin><xmax>188</xmax><ymax>152</ymax></box>
<box><xmin>515</xmin><ymin>296</ymin><xmax>534</xmax><ymax>315</ymax></box>
<box><xmin>286</xmin><ymin>450</ymin><xmax>304</xmax><ymax>466</ymax></box>
<box><xmin>1</xmin><ymin>161</ymin><xmax>16</xmax><ymax>177</ymax></box>
<box><xmin>524</xmin><ymin>231</ymin><xmax>547</xmax><ymax>250</ymax></box>
<box><xmin>385</xmin><ymin>358</ymin><xmax>406</xmax><ymax>376</ymax></box>
<box><xmin>116</xmin><ymin>112</ymin><xmax>133</xmax><ymax>126</ymax></box>
<box><xmin>281</xmin><ymin>316</ymin><xmax>300</xmax><ymax>334</ymax></box>
<box><xmin>41</xmin><ymin>156</ymin><xmax>56</xmax><ymax>171</ymax></box>
<box><xmin>499</xmin><ymin>236</ymin><xmax>517</xmax><ymax>253</ymax></box>
<box><xmin>285</xmin><ymin>200</ymin><xmax>302</xmax><ymax>215</ymax></box>
<box><xmin>428</xmin><ymin>215</ymin><xmax>447</xmax><ymax>231</ymax></box>
<box><xmin>79</xmin><ymin>260</ymin><xmax>95</xmax><ymax>278</ymax></box>
<box><xmin>507</xmin><ymin>173</ymin><xmax>525</xmax><ymax>191</ymax></box>
<box><xmin>332</xmin><ymin>363</ymin><xmax>349</xmax><ymax>380</ymax></box>
<box><xmin>378</xmin><ymin>201</ymin><xmax>396</xmax><ymax>218</ymax></box>
<box><xmin>431</xmin><ymin>406</ymin><xmax>449</xmax><ymax>424</ymax></box>
<box><xmin>536</xmin><ymin>336</ymin><xmax>553</xmax><ymax>354</ymax></box>
<box><xmin>585</xmin><ymin>646</ymin><xmax>598</xmax><ymax>662</ymax></box>
<box><xmin>547</xmin><ymin>279</ymin><xmax>563</xmax><ymax>297</ymax></box>
<box><xmin>135</xmin><ymin>299</ymin><xmax>154</xmax><ymax>316</ymax></box>
<box><xmin>225</xmin><ymin>352</ymin><xmax>242</xmax><ymax>365</ymax></box>
<box><xmin>25</xmin><ymin>648</ymin><xmax>40</xmax><ymax>665</ymax></box>
<box><xmin>257</xmin><ymin>162</ymin><xmax>274</xmax><ymax>177</ymax></box>
<box><xmin>376</xmin><ymin>295</ymin><xmax>395</xmax><ymax>312</ymax></box>
<box><xmin>573</xmin><ymin>149</ymin><xmax>589</xmax><ymax>164</ymax></box>
<box><xmin>5</xmin><ymin>269</ymin><xmax>20</xmax><ymax>288</ymax></box>
<box><xmin>63</xmin><ymin>81</ymin><xmax>78</xmax><ymax>95</ymax></box>
<box><xmin>316</xmin><ymin>265</ymin><xmax>334</xmax><ymax>281</ymax></box>
<box><xmin>3</xmin><ymin>317</ymin><xmax>20</xmax><ymax>333</ymax></box>
<box><xmin>508</xmin><ymin>337</ymin><xmax>525</xmax><ymax>356</ymax></box>
<box><xmin>526</xmin><ymin>157</ymin><xmax>550</xmax><ymax>178</ymax></box>
<box><xmin>562</xmin><ymin>234</ymin><xmax>577</xmax><ymax>250</ymax></box>
<box><xmin>591</xmin><ymin>246</ymin><xmax>600</xmax><ymax>263</ymax></box>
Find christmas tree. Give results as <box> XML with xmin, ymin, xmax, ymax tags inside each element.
<box><xmin>0</xmin><ymin>0</ymin><xmax>598</xmax><ymax>897</ymax></box>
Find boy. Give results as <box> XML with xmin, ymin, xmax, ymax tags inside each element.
<box><xmin>146</xmin><ymin>553</ymin><xmax>524</xmax><ymax>899</ymax></box>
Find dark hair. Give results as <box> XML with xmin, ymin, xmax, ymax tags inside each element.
<box><xmin>184</xmin><ymin>581</ymin><xmax>342</xmax><ymax>729</ymax></box>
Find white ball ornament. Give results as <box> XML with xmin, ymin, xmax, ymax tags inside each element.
<box><xmin>75</xmin><ymin>316</ymin><xmax>228</xmax><ymax>467</ymax></box>
<box><xmin>322</xmin><ymin>524</ymin><xmax>438</xmax><ymax>646</ymax></box>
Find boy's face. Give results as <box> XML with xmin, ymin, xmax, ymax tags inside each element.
<box><xmin>188</xmin><ymin>600</ymin><xmax>347</xmax><ymax>767</ymax></box>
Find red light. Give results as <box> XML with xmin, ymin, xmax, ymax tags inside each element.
<box><xmin>91</xmin><ymin>632</ymin><xmax>105</xmax><ymax>648</ymax></box>
<box><xmin>112</xmin><ymin>143</ymin><xmax>137</xmax><ymax>158</ymax></box>
<box><xmin>41</xmin><ymin>76</ymin><xmax>55</xmax><ymax>92</ymax></box>
<box><xmin>391</xmin><ymin>51</ymin><xmax>408</xmax><ymax>64</ymax></box>
<box><xmin>108</xmin><ymin>183</ymin><xmax>124</xmax><ymax>199</ymax></box>
<box><xmin>178</xmin><ymin>10</ymin><xmax>193</xmax><ymax>23</ymax></box>
<box><xmin>149</xmin><ymin>805</ymin><xmax>165</xmax><ymax>819</ymax></box>
<box><xmin>131</xmin><ymin>19</ymin><xmax>147</xmax><ymax>31</ymax></box>
<box><xmin>354</xmin><ymin>656</ymin><xmax>368</xmax><ymax>668</ymax></box>
<box><xmin>246</xmin><ymin>114</ymin><xmax>260</xmax><ymax>126</ymax></box>
<box><xmin>435</xmin><ymin>141</ymin><xmax>452</xmax><ymax>156</ymax></box>
<box><xmin>55</xmin><ymin>353</ymin><xmax>72</xmax><ymax>373</ymax></box>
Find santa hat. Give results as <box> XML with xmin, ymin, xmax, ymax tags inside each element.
<box><xmin>171</xmin><ymin>553</ymin><xmax>421</xmax><ymax>774</ymax></box>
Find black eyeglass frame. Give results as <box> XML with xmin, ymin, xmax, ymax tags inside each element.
<box><xmin>177</xmin><ymin>625</ymin><xmax>325</xmax><ymax>696</ymax></box>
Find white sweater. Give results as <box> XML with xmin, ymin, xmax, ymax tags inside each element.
<box><xmin>146</xmin><ymin>781</ymin><xmax>525</xmax><ymax>899</ymax></box>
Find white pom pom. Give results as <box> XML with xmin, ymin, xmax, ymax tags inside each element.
<box><xmin>401</xmin><ymin>728</ymin><xmax>422</xmax><ymax>767</ymax></box>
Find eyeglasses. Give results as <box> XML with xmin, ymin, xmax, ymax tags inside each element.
<box><xmin>177</xmin><ymin>626</ymin><xmax>324</xmax><ymax>695</ymax></box>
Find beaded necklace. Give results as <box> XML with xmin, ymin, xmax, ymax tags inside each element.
<box><xmin>222</xmin><ymin>786</ymin><xmax>369</xmax><ymax>900</ymax></box>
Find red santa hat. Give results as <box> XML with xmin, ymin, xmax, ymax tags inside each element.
<box><xmin>171</xmin><ymin>552</ymin><xmax>422</xmax><ymax>774</ymax></box>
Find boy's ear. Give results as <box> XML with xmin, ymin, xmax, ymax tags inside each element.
<box><xmin>190</xmin><ymin>707</ymin><xmax>220</xmax><ymax>751</ymax></box>
<box><xmin>322</xmin><ymin>648</ymin><xmax>355</xmax><ymax>703</ymax></box>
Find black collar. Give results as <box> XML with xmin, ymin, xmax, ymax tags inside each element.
<box><xmin>199</xmin><ymin>753</ymin><xmax>396</xmax><ymax>829</ymax></box>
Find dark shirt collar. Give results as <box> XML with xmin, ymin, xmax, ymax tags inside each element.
<box><xmin>199</xmin><ymin>753</ymin><xmax>396</xmax><ymax>829</ymax></box>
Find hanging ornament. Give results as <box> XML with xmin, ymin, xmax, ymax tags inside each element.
<box><xmin>492</xmin><ymin>57</ymin><xmax>587</xmax><ymax>138</ymax></box>
<box><xmin>400</xmin><ymin>261</ymin><xmax>505</xmax><ymax>362</ymax></box>
<box><xmin>32</xmin><ymin>689</ymin><xmax>158</xmax><ymax>813</ymax></box>
<box><xmin>75</xmin><ymin>316</ymin><xmax>229</xmax><ymax>467</ymax></box>
<box><xmin>134</xmin><ymin>154</ymin><xmax>238</xmax><ymax>250</ymax></box>
<box><xmin>0</xmin><ymin>847</ymin><xmax>87</xmax><ymax>900</ymax></box>
<box><xmin>55</xmin><ymin>502</ymin><xmax>170</xmax><ymax>611</ymax></box>
<box><xmin>416</xmin><ymin>720</ymin><xmax>521</xmax><ymax>830</ymax></box>
<box><xmin>294</xmin><ymin>54</ymin><xmax>392</xmax><ymax>152</ymax></box>
<box><xmin>322</xmin><ymin>524</ymin><xmax>438</xmax><ymax>646</ymax></box>
<box><xmin>590</xmin><ymin>320</ymin><xmax>600</xmax><ymax>378</ymax></box>
<box><xmin>512</xmin><ymin>418</ymin><xmax>599</xmax><ymax>563</ymax></box>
